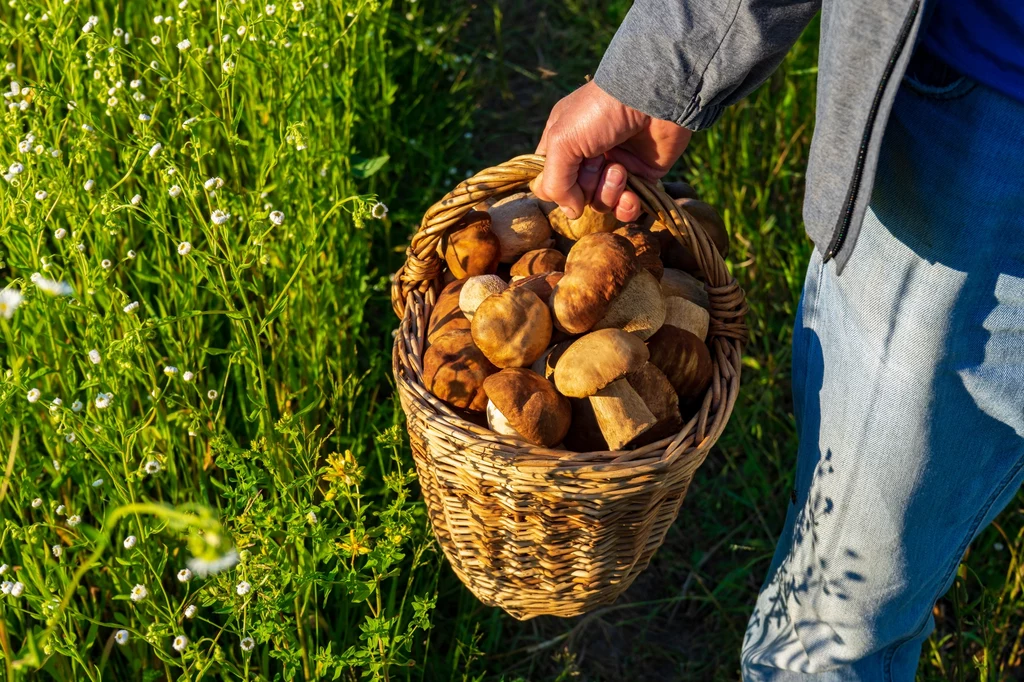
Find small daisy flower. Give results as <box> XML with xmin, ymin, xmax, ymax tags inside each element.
<box><xmin>149</xmin><ymin>143</ymin><xmax>162</xmax><ymax>158</ymax></box>
<box><xmin>123</xmin><ymin>535</ymin><xmax>137</xmax><ymax>549</ymax></box>
<box><xmin>168</xmin><ymin>185</ymin><xmax>182</xmax><ymax>198</ymax></box>
<box><xmin>89</xmin><ymin>349</ymin><xmax>101</xmax><ymax>364</ymax></box>
<box><xmin>236</xmin><ymin>25</ymin><xmax>247</xmax><ymax>36</ymax></box>
<box><xmin>71</xmin><ymin>400</ymin><xmax>84</xmax><ymax>412</ymax></box>
<box><xmin>203</xmin><ymin>177</ymin><xmax>224</xmax><ymax>191</ymax></box>
<box><xmin>130</xmin><ymin>584</ymin><xmax>148</xmax><ymax>602</ymax></box>
<box><xmin>84</xmin><ymin>179</ymin><xmax>95</xmax><ymax>192</ymax></box>
<box><xmin>222</xmin><ymin>59</ymin><xmax>235</xmax><ymax>73</ymax></box>
<box><xmin>150</xmin><ymin>35</ymin><xmax>161</xmax><ymax>45</ymax></box>
<box><xmin>164</xmin><ymin>366</ymin><xmax>179</xmax><ymax>377</ymax></box>
<box><xmin>0</xmin><ymin>564</ymin><xmax>7</xmax><ymax>575</ymax></box>
<box><xmin>76</xmin><ymin>243</ymin><xmax>86</xmax><ymax>253</ymax></box>
<box><xmin>177</xmin><ymin>568</ymin><xmax>193</xmax><ymax>583</ymax></box>
<box><xmin>52</xmin><ymin>544</ymin><xmax>62</xmax><ymax>558</ymax></box>
<box><xmin>306</xmin><ymin>511</ymin><xmax>317</xmax><ymax>524</ymax></box>
<box><xmin>32</xmin><ymin>498</ymin><xmax>43</xmax><ymax>508</ymax></box>
<box><xmin>207</xmin><ymin>389</ymin><xmax>218</xmax><ymax>400</ymax></box>
<box><xmin>177</xmin><ymin>39</ymin><xmax>191</xmax><ymax>51</ymax></box>
<box><xmin>56</xmin><ymin>505</ymin><xmax>65</xmax><ymax>515</ymax></box>
<box><xmin>67</xmin><ymin>514</ymin><xmax>81</xmax><ymax>527</ymax></box>
<box><xmin>269</xmin><ymin>210</ymin><xmax>285</xmax><ymax>225</ymax></box>
<box><xmin>91</xmin><ymin>478</ymin><xmax>103</xmax><ymax>488</ymax></box>
<box><xmin>236</xmin><ymin>580</ymin><xmax>251</xmax><ymax>596</ymax></box>
<box><xmin>139</xmin><ymin>113</ymin><xmax>151</xmax><ymax>122</ymax></box>
<box><xmin>184</xmin><ymin>604</ymin><xmax>198</xmax><ymax>619</ymax></box>
<box><xmin>210</xmin><ymin>209</ymin><xmax>230</xmax><ymax>225</ymax></box>
<box><xmin>292</xmin><ymin>1</ymin><xmax>304</xmax><ymax>10</ymax></box>
<box><xmin>8</xmin><ymin>162</ymin><xmax>23</xmax><ymax>175</ymax></box>
<box><xmin>183</xmin><ymin>371</ymin><xmax>194</xmax><ymax>382</ymax></box>
<box><xmin>0</xmin><ymin>289</ymin><xmax>23</xmax><ymax>319</ymax></box>
<box><xmin>371</xmin><ymin>202</ymin><xmax>388</xmax><ymax>219</ymax></box>
<box><xmin>145</xmin><ymin>460</ymin><xmax>162</xmax><ymax>474</ymax></box>
<box><xmin>124</xmin><ymin>301</ymin><xmax>140</xmax><ymax>313</ymax></box>
<box><xmin>240</xmin><ymin>636</ymin><xmax>255</xmax><ymax>652</ymax></box>
<box><xmin>27</xmin><ymin>388</ymin><xmax>41</xmax><ymax>403</ymax></box>
<box><xmin>101</xmin><ymin>259</ymin><xmax>113</xmax><ymax>269</ymax></box>
<box><xmin>50</xmin><ymin>397</ymin><xmax>63</xmax><ymax>412</ymax></box>
<box><xmin>35</xmin><ymin>190</ymin><xmax>48</xmax><ymax>201</ymax></box>
<box><xmin>54</xmin><ymin>228</ymin><xmax>67</xmax><ymax>240</ymax></box>
<box><xmin>0</xmin><ymin>582</ymin><xmax>11</xmax><ymax>595</ymax></box>
<box><xmin>131</xmin><ymin>193</ymin><xmax>142</xmax><ymax>206</ymax></box>
<box><xmin>115</xmin><ymin>630</ymin><xmax>129</xmax><ymax>645</ymax></box>
<box><xmin>65</xmin><ymin>432</ymin><xmax>76</xmax><ymax>444</ymax></box>
<box><xmin>10</xmin><ymin>582</ymin><xmax>24</xmax><ymax>597</ymax></box>
<box><xmin>95</xmin><ymin>392</ymin><xmax>113</xmax><ymax>409</ymax></box>
<box><xmin>172</xmin><ymin>635</ymin><xmax>188</xmax><ymax>652</ymax></box>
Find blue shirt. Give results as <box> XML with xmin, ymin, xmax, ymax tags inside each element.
<box><xmin>923</xmin><ymin>0</ymin><xmax>1024</xmax><ymax>103</ymax></box>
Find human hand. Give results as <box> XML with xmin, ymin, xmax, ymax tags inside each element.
<box><xmin>533</xmin><ymin>80</ymin><xmax>692</xmax><ymax>223</ymax></box>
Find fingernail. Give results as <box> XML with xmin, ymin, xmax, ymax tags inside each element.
<box><xmin>619</xmin><ymin>195</ymin><xmax>634</xmax><ymax>212</ymax></box>
<box><xmin>607</xmin><ymin>167</ymin><xmax>624</xmax><ymax>187</ymax></box>
<box><xmin>561</xmin><ymin>206</ymin><xmax>578</xmax><ymax>220</ymax></box>
<box><xmin>580</xmin><ymin>157</ymin><xmax>602</xmax><ymax>175</ymax></box>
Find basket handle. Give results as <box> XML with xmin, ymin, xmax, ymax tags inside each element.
<box><xmin>390</xmin><ymin>154</ymin><xmax>747</xmax><ymax>343</ymax></box>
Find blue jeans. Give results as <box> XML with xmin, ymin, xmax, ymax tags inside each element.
<box><xmin>741</xmin><ymin>54</ymin><xmax>1024</xmax><ymax>680</ymax></box>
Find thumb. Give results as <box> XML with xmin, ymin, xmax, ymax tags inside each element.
<box><xmin>533</xmin><ymin>143</ymin><xmax>586</xmax><ymax>220</ymax></box>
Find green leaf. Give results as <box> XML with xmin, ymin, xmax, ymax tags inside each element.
<box><xmin>351</xmin><ymin>154</ymin><xmax>389</xmax><ymax>179</ymax></box>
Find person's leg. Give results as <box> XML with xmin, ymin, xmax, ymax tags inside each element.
<box><xmin>741</xmin><ymin>49</ymin><xmax>1024</xmax><ymax>682</ymax></box>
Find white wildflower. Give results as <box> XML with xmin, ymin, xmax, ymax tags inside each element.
<box><xmin>32</xmin><ymin>498</ymin><xmax>42</xmax><ymax>508</ymax></box>
<box><xmin>177</xmin><ymin>39</ymin><xmax>191</xmax><ymax>51</ymax></box>
<box><xmin>91</xmin><ymin>478</ymin><xmax>103</xmax><ymax>488</ymax></box>
<box><xmin>240</xmin><ymin>636</ymin><xmax>255</xmax><ymax>652</ymax></box>
<box><xmin>306</xmin><ymin>511</ymin><xmax>317</xmax><ymax>524</ymax></box>
<box><xmin>9</xmin><ymin>162</ymin><xmax>23</xmax><ymax>174</ymax></box>
<box><xmin>236</xmin><ymin>25</ymin><xmax>247</xmax><ymax>36</ymax></box>
<box><xmin>67</xmin><ymin>514</ymin><xmax>81</xmax><ymax>527</ymax></box>
<box><xmin>154</xmin><ymin>15</ymin><xmax>164</xmax><ymax>24</ymax></box>
<box><xmin>168</xmin><ymin>185</ymin><xmax>181</xmax><ymax>198</ymax></box>
<box><xmin>149</xmin><ymin>142</ymin><xmax>162</xmax><ymax>158</ymax></box>
<box><xmin>27</xmin><ymin>388</ymin><xmax>41</xmax><ymax>403</ymax></box>
<box><xmin>56</xmin><ymin>505</ymin><xmax>65</xmax><ymax>515</ymax></box>
<box><xmin>34</xmin><ymin>190</ymin><xmax>48</xmax><ymax>201</ymax></box>
<box><xmin>130</xmin><ymin>584</ymin><xmax>148</xmax><ymax>602</ymax></box>
<box><xmin>0</xmin><ymin>289</ymin><xmax>23</xmax><ymax>319</ymax></box>
<box><xmin>138</xmin><ymin>113</ymin><xmax>151</xmax><ymax>122</ymax></box>
<box><xmin>186</xmin><ymin>548</ymin><xmax>239</xmax><ymax>578</ymax></box>
<box><xmin>65</xmin><ymin>432</ymin><xmax>76</xmax><ymax>443</ymax></box>
<box><xmin>172</xmin><ymin>635</ymin><xmax>188</xmax><ymax>652</ymax></box>
<box><xmin>163</xmin><ymin>366</ymin><xmax>178</xmax><ymax>377</ymax></box>
<box><xmin>50</xmin><ymin>397</ymin><xmax>63</xmax><ymax>412</ymax></box>
<box><xmin>124</xmin><ymin>301</ymin><xmax>139</xmax><ymax>313</ymax></box>
<box><xmin>101</xmin><ymin>259</ymin><xmax>112</xmax><ymax>269</ymax></box>
<box><xmin>89</xmin><ymin>349</ymin><xmax>101</xmax><ymax>364</ymax></box>
<box><xmin>371</xmin><ymin>202</ymin><xmax>388</xmax><ymax>219</ymax></box>
<box><xmin>71</xmin><ymin>400</ymin><xmax>83</xmax><ymax>412</ymax></box>
<box><xmin>207</xmin><ymin>389</ymin><xmax>218</xmax><ymax>400</ymax></box>
<box><xmin>210</xmin><ymin>209</ymin><xmax>230</xmax><ymax>225</ymax></box>
<box><xmin>10</xmin><ymin>582</ymin><xmax>24</xmax><ymax>597</ymax></box>
<box><xmin>84</xmin><ymin>179</ymin><xmax>95</xmax><ymax>192</ymax></box>
<box><xmin>131</xmin><ymin>193</ymin><xmax>142</xmax><ymax>206</ymax></box>
<box><xmin>177</xmin><ymin>241</ymin><xmax>191</xmax><ymax>255</ymax></box>
<box><xmin>115</xmin><ymin>630</ymin><xmax>129</xmax><ymax>645</ymax></box>
<box><xmin>144</xmin><ymin>460</ymin><xmax>161</xmax><ymax>475</ymax></box>
<box><xmin>95</xmin><ymin>392</ymin><xmax>113</xmax><ymax>409</ymax></box>
<box><xmin>203</xmin><ymin>176</ymin><xmax>224</xmax><ymax>190</ymax></box>
<box><xmin>184</xmin><ymin>604</ymin><xmax>198</xmax><ymax>619</ymax></box>
<box><xmin>54</xmin><ymin>227</ymin><xmax>67</xmax><ymax>240</ymax></box>
<box><xmin>0</xmin><ymin>565</ymin><xmax>7</xmax><ymax>575</ymax></box>
<box><xmin>183</xmin><ymin>371</ymin><xmax>194</xmax><ymax>382</ymax></box>
<box><xmin>269</xmin><ymin>210</ymin><xmax>284</xmax><ymax>225</ymax></box>
<box><xmin>235</xmin><ymin>580</ymin><xmax>251</xmax><ymax>596</ymax></box>
<box><xmin>123</xmin><ymin>535</ymin><xmax>137</xmax><ymax>549</ymax></box>
<box><xmin>0</xmin><ymin>582</ymin><xmax>11</xmax><ymax>595</ymax></box>
<box><xmin>33</xmin><ymin>275</ymin><xmax>74</xmax><ymax>296</ymax></box>
<box><xmin>177</xmin><ymin>568</ymin><xmax>193</xmax><ymax>582</ymax></box>
<box><xmin>292</xmin><ymin>1</ymin><xmax>304</xmax><ymax>10</ymax></box>
<box><xmin>52</xmin><ymin>544</ymin><xmax>62</xmax><ymax>558</ymax></box>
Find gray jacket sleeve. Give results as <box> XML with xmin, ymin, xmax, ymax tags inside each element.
<box><xmin>594</xmin><ymin>0</ymin><xmax>821</xmax><ymax>130</ymax></box>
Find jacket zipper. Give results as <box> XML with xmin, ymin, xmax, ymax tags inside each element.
<box><xmin>824</xmin><ymin>0</ymin><xmax>921</xmax><ymax>262</ymax></box>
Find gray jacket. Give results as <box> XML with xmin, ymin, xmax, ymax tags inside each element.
<box><xmin>594</xmin><ymin>0</ymin><xmax>926</xmax><ymax>272</ymax></box>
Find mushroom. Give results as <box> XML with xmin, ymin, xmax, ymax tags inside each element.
<box><xmin>650</xmin><ymin>199</ymin><xmax>729</xmax><ymax>272</ymax></box>
<box><xmin>553</xmin><ymin>329</ymin><xmax>657</xmax><ymax>450</ymax></box>
<box><xmin>508</xmin><ymin>271</ymin><xmax>563</xmax><ymax>302</ymax></box>
<box><xmin>592</xmin><ymin>268</ymin><xmax>666</xmax><ymax>340</ymax></box>
<box><xmin>663</xmin><ymin>180</ymin><xmax>699</xmax><ymax>200</ymax></box>
<box><xmin>529</xmin><ymin>339</ymin><xmax>574</xmax><ymax>380</ymax></box>
<box><xmin>459</xmin><ymin>275</ymin><xmax>508</xmax><ymax>321</ymax></box>
<box><xmin>660</xmin><ymin>268</ymin><xmax>710</xmax><ymax>309</ymax></box>
<box><xmin>646</xmin><ymin>325</ymin><xmax>713</xmax><ymax>407</ymax></box>
<box><xmin>444</xmin><ymin>210</ymin><xmax>501</xmax><ymax>279</ymax></box>
<box><xmin>549</xmin><ymin>232</ymin><xmax>638</xmax><ymax>334</ymax></box>
<box><xmin>614</xmin><ymin>225</ymin><xmax>664</xmax><ymax>280</ymax></box>
<box><xmin>626</xmin><ymin>362</ymin><xmax>683</xmax><ymax>445</ymax></box>
<box><xmin>541</xmin><ymin>202</ymin><xmax>619</xmax><ymax>240</ymax></box>
<box><xmin>471</xmin><ymin>287</ymin><xmax>552</xmax><ymax>368</ymax></box>
<box><xmin>487</xmin><ymin>193</ymin><xmax>554</xmax><ymax>262</ymax></box>
<box><xmin>422</xmin><ymin>330</ymin><xmax>497</xmax><ymax>412</ymax></box>
<box><xmin>483</xmin><ymin>369</ymin><xmax>571</xmax><ymax>447</ymax></box>
<box><xmin>510</xmin><ymin>248</ymin><xmax>566</xmax><ymax>278</ymax></box>
<box><xmin>664</xmin><ymin>296</ymin><xmax>710</xmax><ymax>340</ymax></box>
<box><xmin>428</xmin><ymin>279</ymin><xmax>470</xmax><ymax>344</ymax></box>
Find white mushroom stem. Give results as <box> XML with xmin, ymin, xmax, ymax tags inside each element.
<box><xmin>664</xmin><ymin>296</ymin><xmax>710</xmax><ymax>340</ymax></box>
<box><xmin>594</xmin><ymin>269</ymin><xmax>666</xmax><ymax>340</ymax></box>
<box><xmin>588</xmin><ymin>378</ymin><xmax>657</xmax><ymax>450</ymax></box>
<box><xmin>486</xmin><ymin>399</ymin><xmax>520</xmax><ymax>439</ymax></box>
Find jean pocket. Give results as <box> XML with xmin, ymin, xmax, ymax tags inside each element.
<box><xmin>902</xmin><ymin>45</ymin><xmax>977</xmax><ymax>100</ymax></box>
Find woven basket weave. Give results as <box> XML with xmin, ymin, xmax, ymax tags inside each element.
<box><xmin>391</xmin><ymin>154</ymin><xmax>747</xmax><ymax>620</ymax></box>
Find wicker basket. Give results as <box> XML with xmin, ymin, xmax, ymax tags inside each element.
<box><xmin>391</xmin><ymin>154</ymin><xmax>747</xmax><ymax>620</ymax></box>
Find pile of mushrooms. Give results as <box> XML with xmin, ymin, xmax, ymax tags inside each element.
<box><xmin>421</xmin><ymin>184</ymin><xmax>725</xmax><ymax>451</ymax></box>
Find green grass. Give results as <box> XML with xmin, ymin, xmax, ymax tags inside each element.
<box><xmin>1</xmin><ymin>0</ymin><xmax>1023</xmax><ymax>681</ymax></box>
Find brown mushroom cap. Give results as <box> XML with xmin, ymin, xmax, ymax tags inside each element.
<box><xmin>660</xmin><ymin>268</ymin><xmax>710</xmax><ymax>309</ymax></box>
<box><xmin>554</xmin><ymin>328</ymin><xmax>649</xmax><ymax>398</ymax></box>
<box><xmin>444</xmin><ymin>211</ymin><xmax>501</xmax><ymax>279</ymax></box>
<box><xmin>510</xmin><ymin>248</ymin><xmax>566</xmax><ymax>278</ymax></box>
<box><xmin>428</xmin><ymin>279</ymin><xmax>470</xmax><ymax>344</ymax></box>
<box><xmin>549</xmin><ymin>233</ymin><xmax>638</xmax><ymax>334</ymax></box>
<box><xmin>508</xmin><ymin>271</ymin><xmax>563</xmax><ymax>302</ymax></box>
<box><xmin>422</xmin><ymin>330</ymin><xmax>497</xmax><ymax>412</ymax></box>
<box><xmin>483</xmin><ymin>369</ymin><xmax>571</xmax><ymax>447</ymax></box>
<box><xmin>459</xmin><ymin>275</ymin><xmax>508</xmax><ymax>321</ymax></box>
<box><xmin>663</xmin><ymin>180</ymin><xmax>699</xmax><ymax>200</ymax></box>
<box><xmin>471</xmin><ymin>287</ymin><xmax>553</xmax><ymax>368</ymax></box>
<box><xmin>646</xmin><ymin>325</ymin><xmax>713</xmax><ymax>405</ymax></box>
<box><xmin>626</xmin><ymin>362</ymin><xmax>683</xmax><ymax>445</ymax></box>
<box><xmin>592</xmin><ymin>268</ymin><xmax>666</xmax><ymax>340</ymax></box>
<box><xmin>542</xmin><ymin>202</ymin><xmax>619</xmax><ymax>240</ymax></box>
<box><xmin>487</xmin><ymin>193</ymin><xmax>554</xmax><ymax>262</ymax></box>
<box><xmin>677</xmin><ymin>198</ymin><xmax>729</xmax><ymax>259</ymax></box>
<box><xmin>614</xmin><ymin>225</ymin><xmax>663</xmax><ymax>280</ymax></box>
